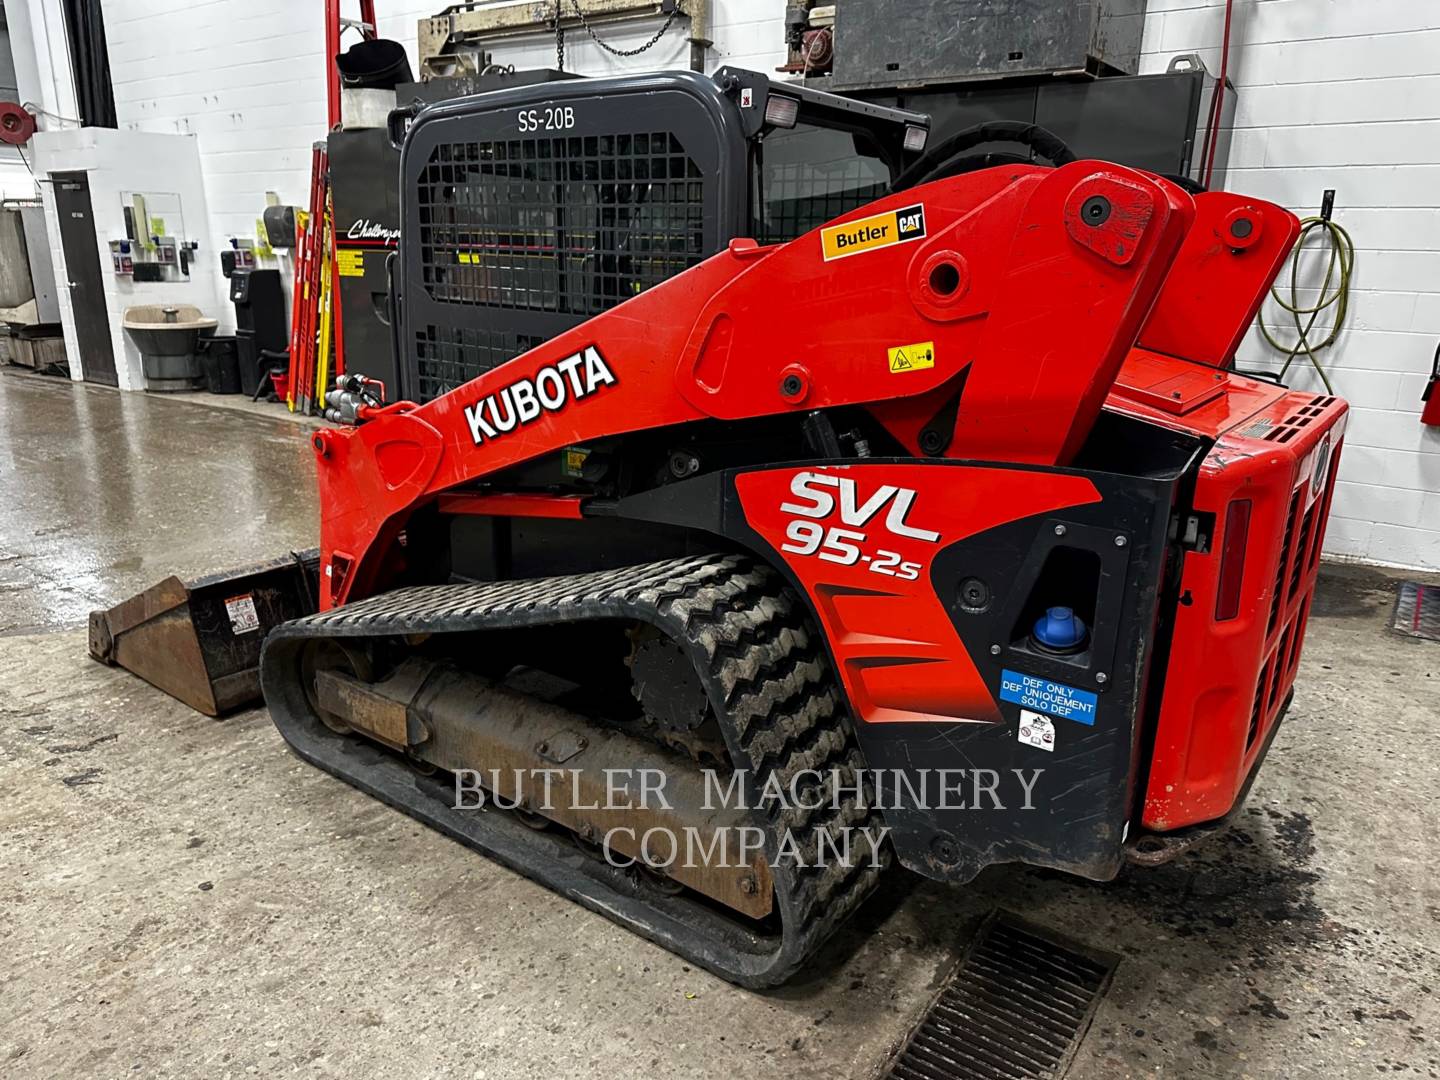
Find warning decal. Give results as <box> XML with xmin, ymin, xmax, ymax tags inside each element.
<box><xmin>225</xmin><ymin>594</ymin><xmax>261</xmax><ymax>635</ymax></box>
<box><xmin>337</xmin><ymin>248</ymin><xmax>365</xmax><ymax>278</ymax></box>
<box><xmin>999</xmin><ymin>669</ymin><xmax>1098</xmax><ymax>726</ymax></box>
<box><xmin>563</xmin><ymin>446</ymin><xmax>591</xmax><ymax>477</ymax></box>
<box><xmin>1017</xmin><ymin>709</ymin><xmax>1055</xmax><ymax>751</ymax></box>
<box><xmin>888</xmin><ymin>341</ymin><xmax>935</xmax><ymax>373</ymax></box>
<box><xmin>821</xmin><ymin>203</ymin><xmax>926</xmax><ymax>261</ymax></box>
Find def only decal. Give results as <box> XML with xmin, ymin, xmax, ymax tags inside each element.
<box><xmin>999</xmin><ymin>669</ymin><xmax>1098</xmax><ymax>726</ymax></box>
<box><xmin>464</xmin><ymin>345</ymin><xmax>616</xmax><ymax>446</ymax></box>
<box><xmin>821</xmin><ymin>203</ymin><xmax>926</xmax><ymax>261</ymax></box>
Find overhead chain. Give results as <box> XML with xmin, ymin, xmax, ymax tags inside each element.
<box><xmin>554</xmin><ymin>0</ymin><xmax>566</xmax><ymax>71</ymax></box>
<box><xmin>567</xmin><ymin>0</ymin><xmax>684</xmax><ymax>58</ymax></box>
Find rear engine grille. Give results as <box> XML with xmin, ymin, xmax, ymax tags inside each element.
<box><xmin>1289</xmin><ymin>501</ymin><xmax>1317</xmax><ymax>599</ymax></box>
<box><xmin>1262</xmin><ymin>394</ymin><xmax>1338</xmax><ymax>443</ymax></box>
<box><xmin>1268</xmin><ymin>491</ymin><xmax>1300</xmax><ymax>635</ymax></box>
<box><xmin>1268</xmin><ymin>625</ymin><xmax>1291</xmax><ymax>710</ymax></box>
<box><xmin>1247</xmin><ymin>437</ymin><xmax>1342</xmax><ymax>755</ymax></box>
<box><xmin>1247</xmin><ymin>661</ymin><xmax>1267</xmax><ymax>749</ymax></box>
<box><xmin>1287</xmin><ymin>596</ymin><xmax>1309</xmax><ymax>673</ymax></box>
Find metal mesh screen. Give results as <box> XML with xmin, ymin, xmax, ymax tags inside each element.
<box><xmin>759</xmin><ymin>123</ymin><xmax>891</xmax><ymax>243</ymax></box>
<box><xmin>417</xmin><ymin>132</ymin><xmax>706</xmax><ymax>317</ymax></box>
<box><xmin>414</xmin><ymin>325</ymin><xmax>547</xmax><ymax>402</ymax></box>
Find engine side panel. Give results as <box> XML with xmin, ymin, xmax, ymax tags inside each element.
<box><xmin>611</xmin><ymin>454</ymin><xmax>1189</xmax><ymax>885</ymax></box>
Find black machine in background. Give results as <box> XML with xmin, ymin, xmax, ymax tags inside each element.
<box><xmin>328</xmin><ymin>128</ymin><xmax>401</xmax><ymax>393</ymax></box>
<box><xmin>837</xmin><ymin>55</ymin><xmax>1233</xmax><ymax>187</ymax></box>
<box><xmin>228</xmin><ymin>268</ymin><xmax>288</xmax><ymax>398</ymax></box>
<box><xmin>826</xmin><ymin>0</ymin><xmax>1148</xmax><ymax>87</ymax></box>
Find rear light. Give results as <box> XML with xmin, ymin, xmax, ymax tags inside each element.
<box><xmin>1312</xmin><ymin>432</ymin><xmax>1333</xmax><ymax>494</ymax></box>
<box><xmin>763</xmin><ymin>93</ymin><xmax>800</xmax><ymax>129</ymax></box>
<box><xmin>1214</xmin><ymin>499</ymin><xmax>1252</xmax><ymax>621</ymax></box>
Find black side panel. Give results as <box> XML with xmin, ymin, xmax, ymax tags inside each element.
<box><xmin>854</xmin><ymin>69</ymin><xmax>1226</xmax><ymax>185</ymax></box>
<box><xmin>329</xmin><ymin>128</ymin><xmax>403</xmax><ymax>390</ymax></box>
<box><xmin>878</xmin><ymin>470</ymin><xmax>1176</xmax><ymax>884</ymax></box>
<box><xmin>399</xmin><ymin>73</ymin><xmax>746</xmax><ymax>403</ymax></box>
<box><xmin>604</xmin><ymin>456</ymin><xmax>1185</xmax><ymax>886</ymax></box>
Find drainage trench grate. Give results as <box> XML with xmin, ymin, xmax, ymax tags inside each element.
<box><xmin>884</xmin><ymin>912</ymin><xmax>1118</xmax><ymax>1080</ymax></box>
<box><xmin>1392</xmin><ymin>581</ymin><xmax>1440</xmax><ymax>641</ymax></box>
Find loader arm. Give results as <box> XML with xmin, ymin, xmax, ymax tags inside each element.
<box><xmin>312</xmin><ymin>161</ymin><xmax>1197</xmax><ymax>610</ymax></box>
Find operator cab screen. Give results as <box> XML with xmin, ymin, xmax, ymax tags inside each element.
<box><xmin>756</xmin><ymin>122</ymin><xmax>894</xmax><ymax>244</ymax></box>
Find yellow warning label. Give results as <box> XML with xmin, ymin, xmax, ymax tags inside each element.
<box><xmin>337</xmin><ymin>248</ymin><xmax>366</xmax><ymax>278</ymax></box>
<box><xmin>821</xmin><ymin>202</ymin><xmax>926</xmax><ymax>261</ymax></box>
<box><xmin>457</xmin><ymin>251</ymin><xmax>480</xmax><ymax>265</ymax></box>
<box><xmin>888</xmin><ymin>341</ymin><xmax>936</xmax><ymax>374</ymax></box>
<box><xmin>563</xmin><ymin>446</ymin><xmax>590</xmax><ymax>477</ymax></box>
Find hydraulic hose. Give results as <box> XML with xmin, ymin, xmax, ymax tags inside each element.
<box><xmin>892</xmin><ymin>121</ymin><xmax>1076</xmax><ymax>191</ymax></box>
<box><xmin>1257</xmin><ymin>216</ymin><xmax>1354</xmax><ymax>394</ymax></box>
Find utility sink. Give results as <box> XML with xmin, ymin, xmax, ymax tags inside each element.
<box><xmin>123</xmin><ymin>304</ymin><xmax>219</xmax><ymax>392</ymax></box>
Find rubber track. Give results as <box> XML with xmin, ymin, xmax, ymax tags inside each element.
<box><xmin>260</xmin><ymin>553</ymin><xmax>890</xmax><ymax>987</ymax></box>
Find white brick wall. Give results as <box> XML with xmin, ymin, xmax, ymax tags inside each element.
<box><xmin>98</xmin><ymin>0</ymin><xmax>786</xmax><ymax>257</ymax></box>
<box><xmin>1140</xmin><ymin>0</ymin><xmax>1440</xmax><ymax>570</ymax></box>
<box><xmin>102</xmin><ymin>0</ymin><xmax>332</xmax><ymax>304</ymax></box>
<box><xmin>30</xmin><ymin>128</ymin><xmax>226</xmax><ymax>389</ymax></box>
<box><xmin>50</xmin><ymin>0</ymin><xmax>1440</xmax><ymax>568</ymax></box>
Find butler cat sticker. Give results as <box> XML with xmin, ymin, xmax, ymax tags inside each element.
<box><xmin>821</xmin><ymin>203</ymin><xmax>926</xmax><ymax>261</ymax></box>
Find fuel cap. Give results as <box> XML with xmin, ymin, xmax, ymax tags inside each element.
<box><xmin>1032</xmin><ymin>606</ymin><xmax>1088</xmax><ymax>654</ymax></box>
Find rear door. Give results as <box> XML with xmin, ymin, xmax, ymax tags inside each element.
<box><xmin>52</xmin><ymin>172</ymin><xmax>117</xmax><ymax>386</ymax></box>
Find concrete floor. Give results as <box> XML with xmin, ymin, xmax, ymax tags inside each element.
<box><xmin>1</xmin><ymin>368</ymin><xmax>1437</xmax><ymax>1079</ymax></box>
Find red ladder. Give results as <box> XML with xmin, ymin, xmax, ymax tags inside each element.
<box><xmin>290</xmin><ymin>2</ymin><xmax>379</xmax><ymax>409</ymax></box>
<box><xmin>323</xmin><ymin>0</ymin><xmax>378</xmax><ymax>385</ymax></box>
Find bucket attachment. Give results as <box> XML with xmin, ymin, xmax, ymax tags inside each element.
<box><xmin>89</xmin><ymin>550</ymin><xmax>320</xmax><ymax>716</ymax></box>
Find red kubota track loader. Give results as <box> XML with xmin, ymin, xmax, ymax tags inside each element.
<box><xmin>249</xmin><ymin>70</ymin><xmax>1347</xmax><ymax>987</ymax></box>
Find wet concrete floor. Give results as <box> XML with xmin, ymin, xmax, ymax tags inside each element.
<box><xmin>0</xmin><ymin>371</ymin><xmax>315</xmax><ymax>635</ymax></box>
<box><xmin>0</xmin><ymin>369</ymin><xmax>1436</xmax><ymax>1078</ymax></box>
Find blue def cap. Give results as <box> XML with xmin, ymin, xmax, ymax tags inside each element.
<box><xmin>1033</xmin><ymin>606</ymin><xmax>1088</xmax><ymax>651</ymax></box>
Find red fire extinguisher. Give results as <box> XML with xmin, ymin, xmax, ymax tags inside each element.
<box><xmin>1425</xmin><ymin>341</ymin><xmax>1440</xmax><ymax>426</ymax></box>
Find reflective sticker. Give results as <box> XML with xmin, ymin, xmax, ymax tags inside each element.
<box><xmin>888</xmin><ymin>341</ymin><xmax>935</xmax><ymax>374</ymax></box>
<box><xmin>1017</xmin><ymin>709</ymin><xmax>1055</xmax><ymax>751</ymax></box>
<box><xmin>999</xmin><ymin>669</ymin><xmax>1098</xmax><ymax>725</ymax></box>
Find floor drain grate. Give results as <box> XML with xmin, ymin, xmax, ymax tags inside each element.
<box><xmin>884</xmin><ymin>912</ymin><xmax>1118</xmax><ymax>1080</ymax></box>
<box><xmin>1392</xmin><ymin>581</ymin><xmax>1440</xmax><ymax>641</ymax></box>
